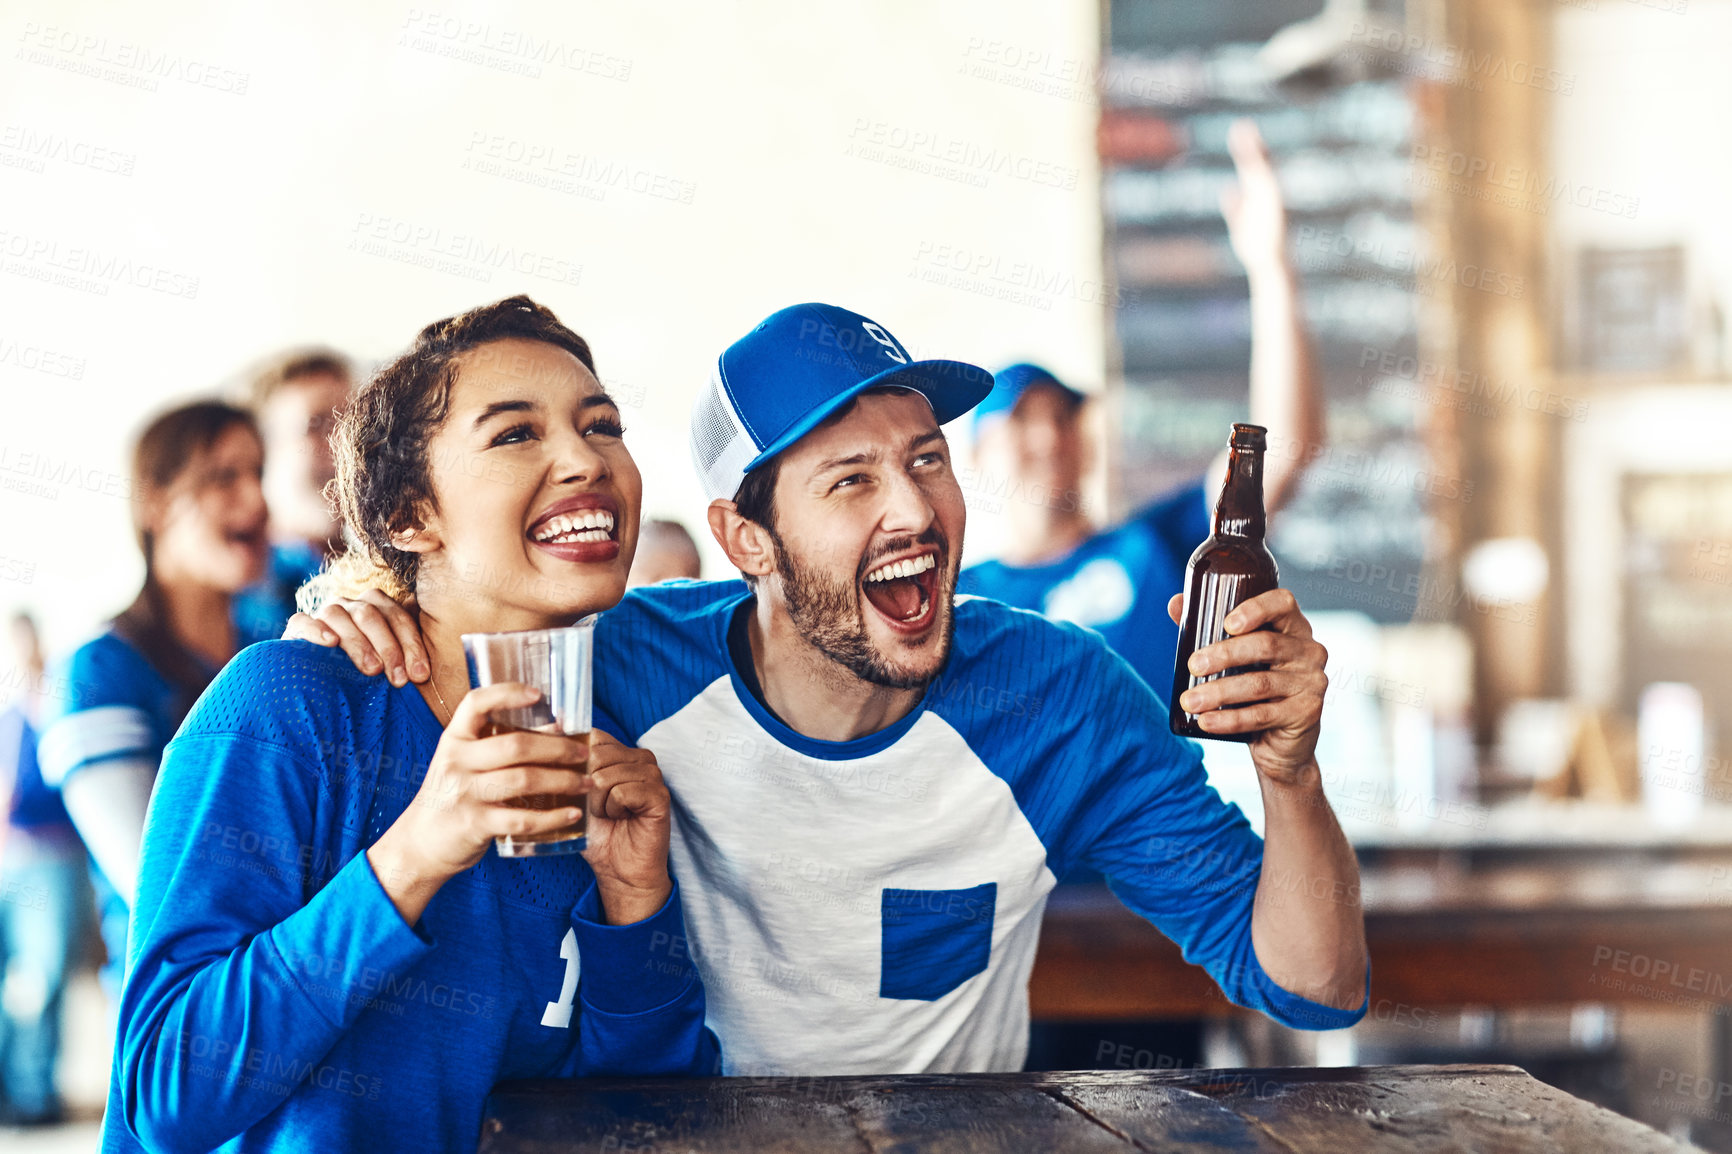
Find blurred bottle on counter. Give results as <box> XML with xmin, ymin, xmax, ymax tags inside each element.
<box><xmin>1637</xmin><ymin>681</ymin><xmax>1706</xmax><ymax>829</ymax></box>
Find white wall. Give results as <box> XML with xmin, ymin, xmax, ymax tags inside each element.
<box><xmin>1552</xmin><ymin>0</ymin><xmax>1732</xmax><ymax>362</ymax></box>
<box><xmin>1551</xmin><ymin>0</ymin><xmax>1732</xmax><ymax>702</ymax></box>
<box><xmin>0</xmin><ymin>1</ymin><xmax>1103</xmax><ymax>653</ymax></box>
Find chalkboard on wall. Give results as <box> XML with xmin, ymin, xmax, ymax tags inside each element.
<box><xmin>1105</xmin><ymin>0</ymin><xmax>1431</xmax><ymax>623</ymax></box>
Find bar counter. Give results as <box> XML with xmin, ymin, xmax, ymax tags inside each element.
<box><xmin>479</xmin><ymin>1064</ymin><xmax>1688</xmax><ymax>1152</ymax></box>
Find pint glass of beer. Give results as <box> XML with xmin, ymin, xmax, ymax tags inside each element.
<box><xmin>461</xmin><ymin>617</ymin><xmax>595</xmax><ymax>857</ymax></box>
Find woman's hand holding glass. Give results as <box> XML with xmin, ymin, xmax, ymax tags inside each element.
<box><xmin>303</xmin><ymin>599</ymin><xmax>678</xmax><ymax>927</ymax></box>
<box><xmin>366</xmin><ymin>682</ymin><xmax>590</xmax><ymax>926</ymax></box>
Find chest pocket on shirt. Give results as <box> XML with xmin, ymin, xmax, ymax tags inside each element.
<box><xmin>880</xmin><ymin>883</ymin><xmax>997</xmax><ymax>1001</ymax></box>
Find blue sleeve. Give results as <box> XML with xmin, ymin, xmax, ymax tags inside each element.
<box><xmin>556</xmin><ymin>880</ymin><xmax>721</xmax><ymax>1077</ymax></box>
<box><xmin>114</xmin><ymin>729</ymin><xmax>432</xmax><ymax>1153</ymax></box>
<box><xmin>1057</xmin><ymin>641</ymin><xmax>1366</xmax><ymax>1031</ymax></box>
<box><xmin>36</xmin><ymin>638</ymin><xmax>160</xmax><ymax>786</ymax></box>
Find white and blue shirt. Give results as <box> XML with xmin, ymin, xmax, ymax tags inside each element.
<box><xmin>594</xmin><ymin>579</ymin><xmax>1365</xmax><ymax>1076</ymax></box>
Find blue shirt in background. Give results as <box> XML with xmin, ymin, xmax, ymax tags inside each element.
<box><xmin>2</xmin><ymin>706</ymin><xmax>71</xmax><ymax>831</ymax></box>
<box><xmin>106</xmin><ymin>641</ymin><xmax>717</xmax><ymax>1153</ymax></box>
<box><xmin>36</xmin><ymin>630</ymin><xmax>218</xmax><ymax>996</ymax></box>
<box><xmin>231</xmin><ymin>540</ymin><xmax>325</xmax><ymax>645</ymax></box>
<box><xmin>959</xmin><ymin>480</ymin><xmax>1211</xmax><ymax>696</ymax></box>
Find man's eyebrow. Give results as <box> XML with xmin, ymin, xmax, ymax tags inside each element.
<box><xmin>812</xmin><ymin>448</ymin><xmax>877</xmax><ymax>473</ymax></box>
<box><xmin>812</xmin><ymin>430</ymin><xmax>943</xmax><ymax>474</ymax></box>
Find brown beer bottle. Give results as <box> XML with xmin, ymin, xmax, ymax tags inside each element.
<box><xmin>1170</xmin><ymin>423</ymin><xmax>1279</xmax><ymax>743</ymax></box>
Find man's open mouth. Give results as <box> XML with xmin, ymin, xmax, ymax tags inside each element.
<box><xmin>861</xmin><ymin>551</ymin><xmax>939</xmax><ymax>631</ymax></box>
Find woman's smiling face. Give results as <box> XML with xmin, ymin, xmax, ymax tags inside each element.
<box><xmin>405</xmin><ymin>337</ymin><xmax>641</xmax><ymax>627</ymax></box>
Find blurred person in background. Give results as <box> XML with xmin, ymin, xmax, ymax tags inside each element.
<box><xmin>36</xmin><ymin>402</ymin><xmax>271</xmax><ymax>1002</ymax></box>
<box><xmin>960</xmin><ymin>120</ymin><xmax>1323</xmax><ymax>692</ymax></box>
<box><xmin>627</xmin><ymin>518</ymin><xmax>702</xmax><ymax>587</ymax></box>
<box><xmin>232</xmin><ymin>349</ymin><xmax>354</xmax><ymax>640</ymax></box>
<box><xmin>0</xmin><ymin>612</ymin><xmax>90</xmax><ymax>1127</ymax></box>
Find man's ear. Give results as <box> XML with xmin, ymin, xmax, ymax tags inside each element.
<box><xmin>706</xmin><ymin>499</ymin><xmax>775</xmax><ymax>582</ymax></box>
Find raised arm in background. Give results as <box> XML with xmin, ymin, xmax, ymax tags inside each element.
<box><xmin>1206</xmin><ymin>119</ymin><xmax>1325</xmax><ymax>516</ymax></box>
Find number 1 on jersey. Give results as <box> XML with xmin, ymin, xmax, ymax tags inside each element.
<box><xmin>541</xmin><ymin>928</ymin><xmax>579</xmax><ymax>1029</ymax></box>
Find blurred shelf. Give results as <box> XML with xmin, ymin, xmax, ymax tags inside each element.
<box><xmin>1343</xmin><ymin>799</ymin><xmax>1732</xmax><ymax>853</ymax></box>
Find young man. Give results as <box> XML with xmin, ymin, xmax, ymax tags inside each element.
<box><xmin>963</xmin><ymin>120</ymin><xmax>1324</xmax><ymax>691</ymax></box>
<box><xmin>296</xmin><ymin>302</ymin><xmax>1367</xmax><ymax>1074</ymax></box>
<box><xmin>232</xmin><ymin>348</ymin><xmax>355</xmax><ymax>639</ymax></box>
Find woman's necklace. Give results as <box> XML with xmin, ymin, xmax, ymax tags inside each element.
<box><xmin>428</xmin><ymin>663</ymin><xmax>456</xmax><ymax>727</ymax></box>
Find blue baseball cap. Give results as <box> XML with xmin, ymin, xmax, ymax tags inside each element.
<box><xmin>690</xmin><ymin>302</ymin><xmax>993</xmax><ymax>501</ymax></box>
<box><xmin>970</xmin><ymin>363</ymin><xmax>1086</xmax><ymax>435</ymax></box>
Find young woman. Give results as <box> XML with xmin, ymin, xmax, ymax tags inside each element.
<box><xmin>38</xmin><ymin>401</ymin><xmax>273</xmax><ymax>1002</ymax></box>
<box><xmin>105</xmin><ymin>297</ymin><xmax>717</xmax><ymax>1154</ymax></box>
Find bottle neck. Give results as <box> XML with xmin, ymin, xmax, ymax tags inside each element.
<box><xmin>1213</xmin><ymin>444</ymin><xmax>1267</xmax><ymax>539</ymax></box>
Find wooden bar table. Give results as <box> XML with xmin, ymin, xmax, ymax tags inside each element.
<box><xmin>478</xmin><ymin>1065</ymin><xmax>1688</xmax><ymax>1152</ymax></box>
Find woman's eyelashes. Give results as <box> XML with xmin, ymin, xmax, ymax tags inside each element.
<box><xmin>489</xmin><ymin>422</ymin><xmax>536</xmax><ymax>448</ymax></box>
<box><xmin>487</xmin><ymin>416</ymin><xmax>623</xmax><ymax>450</ymax></box>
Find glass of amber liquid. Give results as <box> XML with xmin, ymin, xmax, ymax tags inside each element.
<box><xmin>461</xmin><ymin>617</ymin><xmax>595</xmax><ymax>857</ymax></box>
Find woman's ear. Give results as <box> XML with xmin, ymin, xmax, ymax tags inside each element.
<box><xmin>389</xmin><ymin>507</ymin><xmax>442</xmax><ymax>555</ymax></box>
<box><xmin>706</xmin><ymin>499</ymin><xmax>775</xmax><ymax>582</ymax></box>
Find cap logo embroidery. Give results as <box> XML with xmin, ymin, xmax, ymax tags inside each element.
<box><xmin>861</xmin><ymin>322</ymin><xmax>907</xmax><ymax>364</ymax></box>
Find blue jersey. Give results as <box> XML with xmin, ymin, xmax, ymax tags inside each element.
<box><xmin>105</xmin><ymin>641</ymin><xmax>717</xmax><ymax>1154</ymax></box>
<box><xmin>593</xmin><ymin>580</ymin><xmax>1365</xmax><ymax>1075</ymax></box>
<box><xmin>959</xmin><ymin>481</ymin><xmax>1211</xmax><ymax>693</ymax></box>
<box><xmin>37</xmin><ymin>629</ymin><xmax>217</xmax><ymax>994</ymax></box>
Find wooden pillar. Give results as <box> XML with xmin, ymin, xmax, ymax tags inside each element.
<box><xmin>1413</xmin><ymin>0</ymin><xmax>1560</xmax><ymax>744</ymax></box>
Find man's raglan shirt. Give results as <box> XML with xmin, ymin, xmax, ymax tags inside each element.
<box><xmin>593</xmin><ymin>579</ymin><xmax>1365</xmax><ymax>1076</ymax></box>
<box><xmin>105</xmin><ymin>642</ymin><xmax>718</xmax><ymax>1154</ymax></box>
<box><xmin>959</xmin><ymin>481</ymin><xmax>1211</xmax><ymax>693</ymax></box>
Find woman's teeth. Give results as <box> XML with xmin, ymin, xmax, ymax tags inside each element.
<box><xmin>864</xmin><ymin>553</ymin><xmax>936</xmax><ymax>584</ymax></box>
<box><xmin>532</xmin><ymin>509</ymin><xmax>615</xmax><ymax>544</ymax></box>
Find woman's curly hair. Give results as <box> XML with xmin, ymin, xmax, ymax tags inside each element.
<box><xmin>316</xmin><ymin>295</ymin><xmax>595</xmax><ymax>606</ymax></box>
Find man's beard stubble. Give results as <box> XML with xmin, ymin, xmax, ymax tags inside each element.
<box><xmin>770</xmin><ymin>526</ymin><xmax>955</xmax><ymax>691</ymax></box>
